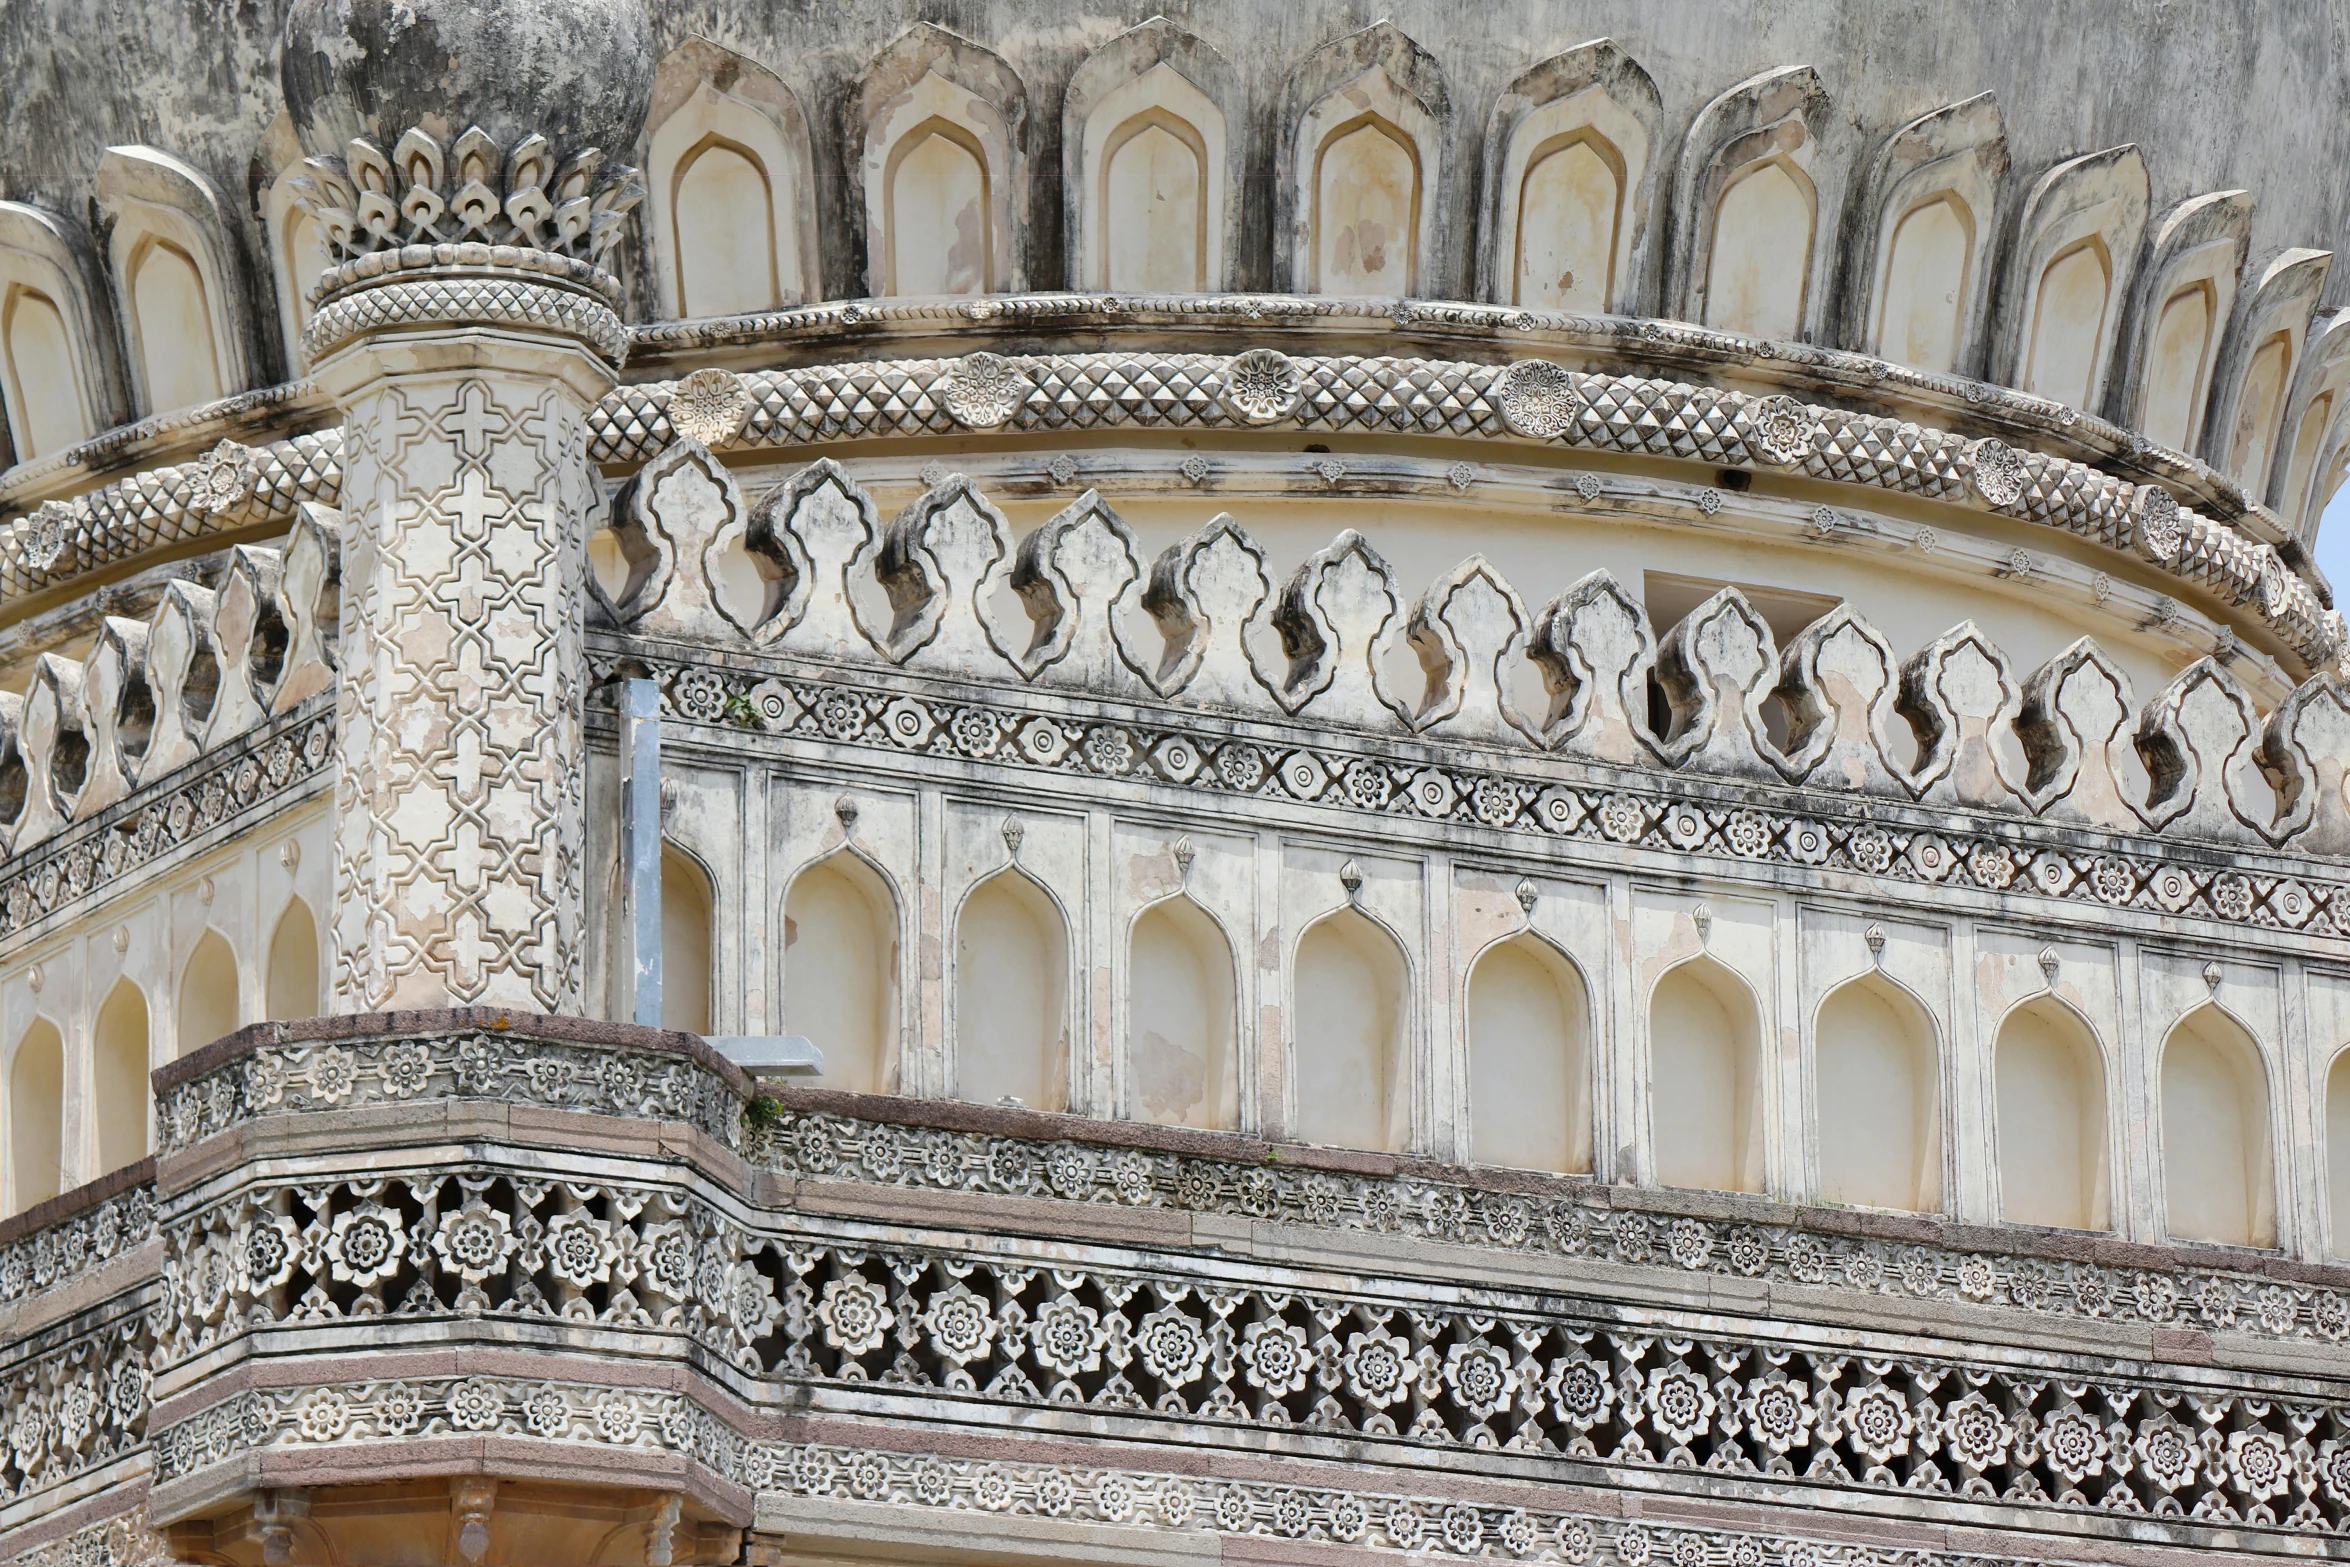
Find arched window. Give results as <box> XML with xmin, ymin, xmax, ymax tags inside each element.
<box><xmin>2161</xmin><ymin>1006</ymin><xmax>2275</xmax><ymax>1247</ymax></box>
<box><xmin>2</xmin><ymin>285</ymin><xmax>86</xmax><ymax>460</ymax></box>
<box><xmin>954</xmin><ymin>872</ymin><xmax>1069</xmax><ymax>1110</ymax></box>
<box><xmin>1875</xmin><ymin>193</ymin><xmax>1973</xmax><ymax>374</ymax></box>
<box><xmin>1313</xmin><ymin>116</ymin><xmax>1420</xmax><ymax>295</ymax></box>
<box><xmin>1293</xmin><ymin>909</ymin><xmax>1410</xmax><ymax>1151</ymax></box>
<box><xmin>265</xmin><ymin>897</ymin><xmax>319</xmax><ymax>1020</ymax></box>
<box><xmin>2023</xmin><ymin>238</ymin><xmax>2112</xmax><ymax>409</ymax></box>
<box><xmin>1704</xmin><ymin>158</ymin><xmax>1815</xmax><ymax>340</ymax></box>
<box><xmin>1813</xmin><ymin>976</ymin><xmax>1940</xmax><ymax>1211</ymax></box>
<box><xmin>126</xmin><ymin>237</ymin><xmax>223</xmax><ymax>416</ymax></box>
<box><xmin>662</xmin><ymin>843</ymin><xmax>715</xmax><ymax>1035</ymax></box>
<box><xmin>2143</xmin><ymin>282</ymin><xmax>2218</xmax><ymax>451</ymax></box>
<box><xmin>672</xmin><ymin>140</ymin><xmax>777</xmax><ymax>318</ymax></box>
<box><xmin>178</xmin><ymin>927</ymin><xmax>239</xmax><ymax>1055</ymax></box>
<box><xmin>1466</xmin><ymin>935</ymin><xmax>1590</xmax><ymax>1173</ymax></box>
<box><xmin>1126</xmin><ymin>897</ymin><xmax>1237</xmax><ymax>1130</ymax></box>
<box><xmin>92</xmin><ymin>979</ymin><xmax>149</xmax><ymax>1172</ymax></box>
<box><xmin>887</xmin><ymin>119</ymin><xmax>992</xmax><ymax>297</ymax></box>
<box><xmin>1992</xmin><ymin>997</ymin><xmax>2108</xmax><ymax>1229</ymax></box>
<box><xmin>9</xmin><ymin>1018</ymin><xmax>63</xmax><ymax>1214</ymax></box>
<box><xmin>1648</xmin><ymin>957</ymin><xmax>1763</xmax><ymax>1193</ymax></box>
<box><xmin>783</xmin><ymin>854</ymin><xmax>900</xmax><ymax>1094</ymax></box>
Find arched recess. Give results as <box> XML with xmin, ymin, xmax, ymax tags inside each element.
<box><xmin>259</xmin><ymin>112</ymin><xmax>329</xmax><ymax>367</ymax></box>
<box><xmin>0</xmin><ymin>202</ymin><xmax>124</xmax><ymax>463</ymax></box>
<box><xmin>1465</xmin><ymin>933</ymin><xmax>1590</xmax><ymax>1174</ymax></box>
<box><xmin>2160</xmin><ymin>1005</ymin><xmax>2276</xmax><ymax>1248</ymax></box>
<box><xmin>94</xmin><ymin>145</ymin><xmax>252</xmax><ymax>417</ymax></box>
<box><xmin>2114</xmin><ymin>191</ymin><xmax>2253</xmax><ymax>448</ymax></box>
<box><xmin>2329</xmin><ymin>1047</ymin><xmax>2350</xmax><ymax>1260</ymax></box>
<box><xmin>853</xmin><ymin>23</ymin><xmax>1028</xmax><ymax>297</ymax></box>
<box><xmin>953</xmin><ymin>869</ymin><xmax>1069</xmax><ymax>1111</ymax></box>
<box><xmin>1293</xmin><ymin>907</ymin><xmax>1410</xmax><ymax>1152</ymax></box>
<box><xmin>1126</xmin><ymin>895</ymin><xmax>1238</xmax><ymax>1130</ymax></box>
<box><xmin>9</xmin><ymin>1018</ymin><xmax>63</xmax><ymax>1214</ymax></box>
<box><xmin>265</xmin><ymin>897</ymin><xmax>320</xmax><ymax>1020</ymax></box>
<box><xmin>2202</xmin><ymin>247</ymin><xmax>2332</xmax><ymax>494</ymax></box>
<box><xmin>782</xmin><ymin>851</ymin><xmax>901</xmax><ymax>1095</ymax></box>
<box><xmin>1064</xmin><ymin>20</ymin><xmax>1242</xmax><ymax>293</ymax></box>
<box><xmin>92</xmin><ymin>978</ymin><xmax>149</xmax><ymax>1173</ymax></box>
<box><xmin>1647</xmin><ymin>955</ymin><xmax>1763</xmax><ymax>1193</ymax></box>
<box><xmin>1669</xmin><ymin>66</ymin><xmax>1842</xmax><ymax>343</ymax></box>
<box><xmin>1993</xmin><ymin>145</ymin><xmax>2148</xmax><ymax>412</ymax></box>
<box><xmin>177</xmin><ymin>926</ymin><xmax>239</xmax><ymax>1056</ymax></box>
<box><xmin>1992</xmin><ymin>996</ymin><xmax>2108</xmax><ymax>1229</ymax></box>
<box><xmin>1477</xmin><ymin>40</ymin><xmax>1662</xmax><ymax>314</ymax></box>
<box><xmin>1280</xmin><ymin>22</ymin><xmax>1449</xmax><ymax>298</ymax></box>
<box><xmin>2275</xmin><ymin>310</ymin><xmax>2350</xmax><ymax>535</ymax></box>
<box><xmin>646</xmin><ymin>37</ymin><xmax>818</xmax><ymax>318</ymax></box>
<box><xmin>662</xmin><ymin>842</ymin><xmax>716</xmax><ymax>1036</ymax></box>
<box><xmin>1846</xmin><ymin>94</ymin><xmax>2006</xmax><ymax>375</ymax></box>
<box><xmin>1813</xmin><ymin>974</ymin><xmax>1940</xmax><ymax>1211</ymax></box>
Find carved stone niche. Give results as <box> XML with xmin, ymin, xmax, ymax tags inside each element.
<box><xmin>163</xmin><ymin>1477</ymin><xmax>741</xmax><ymax>1567</ymax></box>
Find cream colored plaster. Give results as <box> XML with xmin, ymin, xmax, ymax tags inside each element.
<box><xmin>662</xmin><ymin>841</ymin><xmax>716</xmax><ymax>1035</ymax></box>
<box><xmin>783</xmin><ymin>852</ymin><xmax>901</xmax><ymax>1095</ymax></box>
<box><xmin>176</xmin><ymin>926</ymin><xmax>237</xmax><ymax>1056</ymax></box>
<box><xmin>1465</xmin><ymin>934</ymin><xmax>1591</xmax><ymax>1174</ymax></box>
<box><xmin>6</xmin><ymin>1016</ymin><xmax>60</xmax><ymax>1215</ymax></box>
<box><xmin>1127</xmin><ymin>895</ymin><xmax>1239</xmax><ymax>1129</ymax></box>
<box><xmin>649</xmin><ymin>79</ymin><xmax>812</xmax><ymax>316</ymax></box>
<box><xmin>261</xmin><ymin>161</ymin><xmax>329</xmax><ymax>369</ymax></box>
<box><xmin>2143</xmin><ymin>282</ymin><xmax>2218</xmax><ymax>452</ymax></box>
<box><xmin>1993</xmin><ymin>995</ymin><xmax>2110</xmax><ymax>1230</ymax></box>
<box><xmin>0</xmin><ymin>288</ymin><xmax>84</xmax><ymax>460</ymax></box>
<box><xmin>263</xmin><ymin>895</ymin><xmax>320</xmax><ymax>1020</ymax></box>
<box><xmin>1704</xmin><ymin>157</ymin><xmax>1815</xmax><ymax>340</ymax></box>
<box><xmin>2023</xmin><ymin>239</ymin><xmax>2112</xmax><ymax>411</ymax></box>
<box><xmin>2160</xmin><ymin>1004</ymin><xmax>2276</xmax><ymax>1247</ymax></box>
<box><xmin>2225</xmin><ymin>333</ymin><xmax>2292</xmax><ymax>494</ymax></box>
<box><xmin>1293</xmin><ymin>906</ymin><xmax>1410</xmax><ymax>1151</ymax></box>
<box><xmin>89</xmin><ymin>977</ymin><xmax>145</xmax><ymax>1171</ymax></box>
<box><xmin>1875</xmin><ymin>195</ymin><xmax>1972</xmax><ymax>375</ymax></box>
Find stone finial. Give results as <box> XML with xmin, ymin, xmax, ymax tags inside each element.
<box><xmin>1172</xmin><ymin>837</ymin><xmax>1197</xmax><ymax>879</ymax></box>
<box><xmin>2038</xmin><ymin>947</ymin><xmax>2061</xmax><ymax>986</ymax></box>
<box><xmin>1339</xmin><ymin>859</ymin><xmax>1364</xmax><ymax>898</ymax></box>
<box><xmin>1001</xmin><ymin>815</ymin><xmax>1025</xmax><ymax>856</ymax></box>
<box><xmin>1864</xmin><ymin>923</ymin><xmax>1887</xmax><ymax>963</ymax></box>
<box><xmin>1515</xmin><ymin>877</ymin><xmax>1539</xmax><ymax>913</ymax></box>
<box><xmin>835</xmin><ymin>794</ymin><xmax>860</xmax><ymax>832</ymax></box>
<box><xmin>1692</xmin><ymin>903</ymin><xmax>1714</xmax><ymax>944</ymax></box>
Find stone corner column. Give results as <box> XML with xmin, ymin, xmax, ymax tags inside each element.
<box><xmin>304</xmin><ymin>249</ymin><xmax>627</xmax><ymax>1015</ymax></box>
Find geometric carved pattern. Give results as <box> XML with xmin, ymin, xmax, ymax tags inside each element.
<box><xmin>332</xmin><ymin>374</ymin><xmax>591</xmax><ymax>1011</ymax></box>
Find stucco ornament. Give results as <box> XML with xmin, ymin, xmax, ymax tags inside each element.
<box><xmin>1495</xmin><ymin>357</ymin><xmax>1580</xmax><ymax>437</ymax></box>
<box><xmin>1967</xmin><ymin>438</ymin><xmax>2030</xmax><ymax>507</ymax></box>
<box><xmin>18</xmin><ymin>501</ymin><xmax>73</xmax><ymax>573</ymax></box>
<box><xmin>192</xmin><ymin>440</ymin><xmax>259</xmax><ymax>514</ymax></box>
<box><xmin>667</xmin><ymin>367</ymin><xmax>750</xmax><ymax>447</ymax></box>
<box><xmin>1748</xmin><ymin>395</ymin><xmax>1818</xmax><ymax>465</ymax></box>
<box><xmin>942</xmin><ymin>352</ymin><xmax>1030</xmax><ymax>429</ymax></box>
<box><xmin>2136</xmin><ymin>484</ymin><xmax>2185</xmax><ymax>561</ymax></box>
<box><xmin>1219</xmin><ymin>348</ymin><xmax>1305</xmax><ymax>424</ymax></box>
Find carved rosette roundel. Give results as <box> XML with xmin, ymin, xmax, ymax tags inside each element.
<box><xmin>667</xmin><ymin>367</ymin><xmax>750</xmax><ymax>447</ymax></box>
<box><xmin>1219</xmin><ymin>348</ymin><xmax>1305</xmax><ymax>424</ymax></box>
<box><xmin>1968</xmin><ymin>438</ymin><xmax>2030</xmax><ymax>508</ymax></box>
<box><xmin>2136</xmin><ymin>485</ymin><xmax>2185</xmax><ymax>562</ymax></box>
<box><xmin>1748</xmin><ymin>395</ymin><xmax>1818</xmax><ymax>465</ymax></box>
<box><xmin>193</xmin><ymin>439</ymin><xmax>259</xmax><ymax>515</ymax></box>
<box><xmin>1495</xmin><ymin>358</ymin><xmax>1580</xmax><ymax>438</ymax></box>
<box><xmin>18</xmin><ymin>500</ymin><xmax>72</xmax><ymax>572</ymax></box>
<box><xmin>942</xmin><ymin>351</ymin><xmax>1030</xmax><ymax>429</ymax></box>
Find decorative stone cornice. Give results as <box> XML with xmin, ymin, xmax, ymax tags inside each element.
<box><xmin>302</xmin><ymin>262</ymin><xmax>629</xmax><ymax>365</ymax></box>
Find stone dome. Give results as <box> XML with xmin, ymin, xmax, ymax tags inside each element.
<box><xmin>280</xmin><ymin>0</ymin><xmax>655</xmax><ymax>160</ymax></box>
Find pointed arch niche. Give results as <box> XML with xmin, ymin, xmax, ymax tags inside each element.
<box><xmin>646</xmin><ymin>38</ymin><xmax>818</xmax><ymax>319</ymax></box>
<box><xmin>1850</xmin><ymin>95</ymin><xmax>2005</xmax><ymax>376</ymax></box>
<box><xmin>662</xmin><ymin>842</ymin><xmax>715</xmax><ymax>1036</ymax></box>
<box><xmin>265</xmin><ymin>897</ymin><xmax>320</xmax><ymax>1021</ymax></box>
<box><xmin>2275</xmin><ymin>311</ymin><xmax>2350</xmax><ymax>534</ymax></box>
<box><xmin>2120</xmin><ymin>192</ymin><xmax>2251</xmax><ymax>452</ymax></box>
<box><xmin>1126</xmin><ymin>896</ymin><xmax>1238</xmax><ymax>1130</ymax></box>
<box><xmin>2204</xmin><ymin>248</ymin><xmax>2331</xmax><ymax>497</ymax></box>
<box><xmin>953</xmin><ymin>869</ymin><xmax>1069</xmax><ymax>1111</ymax></box>
<box><xmin>1293</xmin><ymin>907</ymin><xmax>1410</xmax><ymax>1152</ymax></box>
<box><xmin>1465</xmin><ymin>934</ymin><xmax>1590</xmax><ymax>1174</ymax></box>
<box><xmin>1648</xmin><ymin>956</ymin><xmax>1762</xmax><ymax>1193</ymax></box>
<box><xmin>93</xmin><ymin>978</ymin><xmax>149</xmax><ymax>1173</ymax></box>
<box><xmin>1672</xmin><ymin>67</ymin><xmax>1838</xmax><ymax>344</ymax></box>
<box><xmin>1065</xmin><ymin>21</ymin><xmax>1241</xmax><ymax>293</ymax></box>
<box><xmin>95</xmin><ymin>145</ymin><xmax>251</xmax><ymax>417</ymax></box>
<box><xmin>1813</xmin><ymin>974</ymin><xmax>1940</xmax><ymax>1211</ymax></box>
<box><xmin>1478</xmin><ymin>42</ymin><xmax>1661</xmax><ymax>315</ymax></box>
<box><xmin>855</xmin><ymin>25</ymin><xmax>1027</xmax><ymax>298</ymax></box>
<box><xmin>1282</xmin><ymin>24</ymin><xmax>1449</xmax><ymax>298</ymax></box>
<box><xmin>178</xmin><ymin>927</ymin><xmax>238</xmax><ymax>1055</ymax></box>
<box><xmin>1993</xmin><ymin>997</ymin><xmax>2108</xmax><ymax>1229</ymax></box>
<box><xmin>783</xmin><ymin>852</ymin><xmax>901</xmax><ymax>1095</ymax></box>
<box><xmin>0</xmin><ymin>202</ymin><xmax>122</xmax><ymax>464</ymax></box>
<box><xmin>9</xmin><ymin>1018</ymin><xmax>63</xmax><ymax>1215</ymax></box>
<box><xmin>1996</xmin><ymin>146</ymin><xmax>2147</xmax><ymax>413</ymax></box>
<box><xmin>2160</xmin><ymin>1006</ymin><xmax>2275</xmax><ymax>1248</ymax></box>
